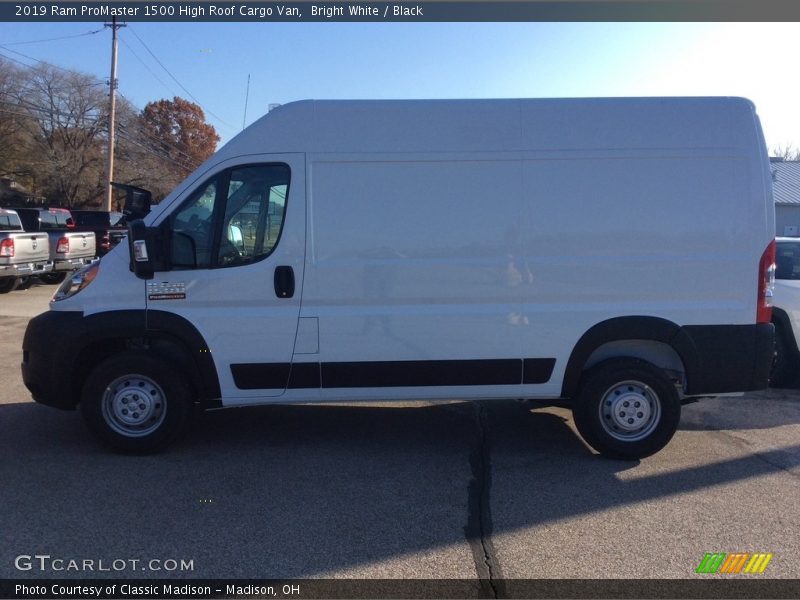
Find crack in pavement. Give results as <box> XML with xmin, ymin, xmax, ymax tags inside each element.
<box><xmin>465</xmin><ymin>401</ymin><xmax>506</xmax><ymax>598</ymax></box>
<box><xmin>712</xmin><ymin>429</ymin><xmax>800</xmax><ymax>481</ymax></box>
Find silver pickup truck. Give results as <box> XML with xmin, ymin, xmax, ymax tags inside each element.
<box><xmin>0</xmin><ymin>208</ymin><xmax>53</xmax><ymax>293</ymax></box>
<box><xmin>13</xmin><ymin>207</ymin><xmax>96</xmax><ymax>284</ymax></box>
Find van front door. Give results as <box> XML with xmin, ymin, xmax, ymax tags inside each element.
<box><xmin>149</xmin><ymin>155</ymin><xmax>305</xmax><ymax>402</ymax></box>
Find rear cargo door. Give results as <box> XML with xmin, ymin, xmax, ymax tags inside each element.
<box><xmin>148</xmin><ymin>154</ymin><xmax>305</xmax><ymax>401</ymax></box>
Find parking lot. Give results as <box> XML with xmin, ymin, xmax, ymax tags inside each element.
<box><xmin>1</xmin><ymin>284</ymin><xmax>799</xmax><ymax>592</ymax></box>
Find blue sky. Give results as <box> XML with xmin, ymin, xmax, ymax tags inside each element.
<box><xmin>1</xmin><ymin>22</ymin><xmax>798</xmax><ymax>151</ymax></box>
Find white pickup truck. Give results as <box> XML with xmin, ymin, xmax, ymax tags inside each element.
<box><xmin>13</xmin><ymin>207</ymin><xmax>96</xmax><ymax>284</ymax></box>
<box><xmin>0</xmin><ymin>208</ymin><xmax>53</xmax><ymax>293</ymax></box>
<box><xmin>771</xmin><ymin>237</ymin><xmax>800</xmax><ymax>386</ymax></box>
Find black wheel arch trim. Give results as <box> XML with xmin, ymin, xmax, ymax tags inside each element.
<box><xmin>561</xmin><ymin>316</ymin><xmax>691</xmax><ymax>399</ymax></box>
<box><xmin>22</xmin><ymin>309</ymin><xmax>221</xmax><ymax>410</ymax></box>
<box><xmin>145</xmin><ymin>310</ymin><xmax>222</xmax><ymax>405</ymax></box>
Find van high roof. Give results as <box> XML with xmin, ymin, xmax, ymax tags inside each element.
<box><xmin>213</xmin><ymin>97</ymin><xmax>759</xmax><ymax>160</ymax></box>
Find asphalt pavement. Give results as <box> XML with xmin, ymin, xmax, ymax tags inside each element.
<box><xmin>1</xmin><ymin>285</ymin><xmax>798</xmax><ymax>592</ymax></box>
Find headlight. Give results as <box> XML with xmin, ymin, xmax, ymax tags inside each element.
<box><xmin>52</xmin><ymin>262</ymin><xmax>99</xmax><ymax>302</ymax></box>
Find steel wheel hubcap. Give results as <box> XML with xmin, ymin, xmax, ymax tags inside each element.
<box><xmin>102</xmin><ymin>375</ymin><xmax>166</xmax><ymax>437</ymax></box>
<box><xmin>599</xmin><ymin>380</ymin><xmax>661</xmax><ymax>442</ymax></box>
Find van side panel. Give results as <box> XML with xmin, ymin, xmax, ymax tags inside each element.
<box><xmin>301</xmin><ymin>156</ymin><xmax>534</xmax><ymax>399</ymax></box>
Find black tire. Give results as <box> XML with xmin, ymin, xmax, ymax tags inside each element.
<box><xmin>39</xmin><ymin>272</ymin><xmax>68</xmax><ymax>285</ymax></box>
<box><xmin>0</xmin><ymin>277</ymin><xmax>19</xmax><ymax>294</ymax></box>
<box><xmin>15</xmin><ymin>276</ymin><xmax>34</xmax><ymax>290</ymax></box>
<box><xmin>770</xmin><ymin>324</ymin><xmax>798</xmax><ymax>388</ymax></box>
<box><xmin>572</xmin><ymin>358</ymin><xmax>681</xmax><ymax>460</ymax></box>
<box><xmin>81</xmin><ymin>351</ymin><xmax>193</xmax><ymax>453</ymax></box>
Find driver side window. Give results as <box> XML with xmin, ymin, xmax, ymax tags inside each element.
<box><xmin>169</xmin><ymin>163</ymin><xmax>290</xmax><ymax>270</ymax></box>
<box><xmin>171</xmin><ymin>179</ymin><xmax>218</xmax><ymax>269</ymax></box>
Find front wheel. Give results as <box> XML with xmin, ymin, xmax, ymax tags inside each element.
<box><xmin>572</xmin><ymin>358</ymin><xmax>681</xmax><ymax>460</ymax></box>
<box><xmin>81</xmin><ymin>351</ymin><xmax>193</xmax><ymax>453</ymax></box>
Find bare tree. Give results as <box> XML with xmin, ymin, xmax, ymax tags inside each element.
<box><xmin>772</xmin><ymin>144</ymin><xmax>800</xmax><ymax>161</ymax></box>
<box><xmin>0</xmin><ymin>58</ymin><xmax>31</xmax><ymax>180</ymax></box>
<box><xmin>1</xmin><ymin>60</ymin><xmax>218</xmax><ymax>208</ymax></box>
<box><xmin>12</xmin><ymin>63</ymin><xmax>107</xmax><ymax>207</ymax></box>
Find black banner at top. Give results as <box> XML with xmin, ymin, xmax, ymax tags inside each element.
<box><xmin>2</xmin><ymin>1</ymin><xmax>800</xmax><ymax>22</ymax></box>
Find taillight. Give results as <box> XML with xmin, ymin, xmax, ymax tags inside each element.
<box><xmin>56</xmin><ymin>237</ymin><xmax>69</xmax><ymax>254</ymax></box>
<box><xmin>757</xmin><ymin>239</ymin><xmax>776</xmax><ymax>324</ymax></box>
<box><xmin>0</xmin><ymin>238</ymin><xmax>14</xmax><ymax>258</ymax></box>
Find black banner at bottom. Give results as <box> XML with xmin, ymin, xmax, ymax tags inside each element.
<box><xmin>2</xmin><ymin>579</ymin><xmax>799</xmax><ymax>599</ymax></box>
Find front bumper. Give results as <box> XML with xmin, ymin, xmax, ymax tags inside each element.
<box><xmin>22</xmin><ymin>309</ymin><xmax>148</xmax><ymax>410</ymax></box>
<box><xmin>23</xmin><ymin>311</ymin><xmax>90</xmax><ymax>410</ymax></box>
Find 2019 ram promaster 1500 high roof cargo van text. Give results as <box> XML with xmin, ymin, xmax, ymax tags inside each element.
<box><xmin>21</xmin><ymin>98</ymin><xmax>776</xmax><ymax>458</ymax></box>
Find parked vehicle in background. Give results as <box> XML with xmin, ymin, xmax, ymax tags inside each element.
<box><xmin>13</xmin><ymin>207</ymin><xmax>96</xmax><ymax>284</ymax></box>
<box><xmin>0</xmin><ymin>208</ymin><xmax>52</xmax><ymax>293</ymax></box>
<box><xmin>71</xmin><ymin>210</ymin><xmax>127</xmax><ymax>257</ymax></box>
<box><xmin>770</xmin><ymin>237</ymin><xmax>800</xmax><ymax>386</ymax></box>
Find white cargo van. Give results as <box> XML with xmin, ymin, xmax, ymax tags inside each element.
<box><xmin>22</xmin><ymin>98</ymin><xmax>776</xmax><ymax>458</ymax></box>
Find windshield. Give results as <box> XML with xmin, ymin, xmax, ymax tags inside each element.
<box><xmin>776</xmin><ymin>242</ymin><xmax>800</xmax><ymax>280</ymax></box>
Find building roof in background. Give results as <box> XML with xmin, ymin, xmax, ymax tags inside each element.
<box><xmin>772</xmin><ymin>159</ymin><xmax>800</xmax><ymax>206</ymax></box>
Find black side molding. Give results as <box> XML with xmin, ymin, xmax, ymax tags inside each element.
<box><xmin>231</xmin><ymin>358</ymin><xmax>556</xmax><ymax>390</ymax></box>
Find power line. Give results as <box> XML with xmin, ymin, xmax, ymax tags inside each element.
<box><xmin>127</xmin><ymin>25</ymin><xmax>235</xmax><ymax>133</ymax></box>
<box><xmin>1</xmin><ymin>64</ymin><xmax>201</xmax><ymax>175</ymax></box>
<box><xmin>115</xmin><ymin>129</ymin><xmax>197</xmax><ymax>173</ymax></box>
<box><xmin>0</xmin><ymin>49</ymin><xmax>37</xmax><ymax>69</ymax></box>
<box><xmin>0</xmin><ymin>44</ymin><xmax>104</xmax><ymax>82</ymax></box>
<box><xmin>2</xmin><ymin>29</ymin><xmax>103</xmax><ymax>46</ymax></box>
<box><xmin>14</xmin><ymin>85</ymin><xmax>203</xmax><ymax>171</ymax></box>
<box><xmin>1</xmin><ymin>38</ymin><xmax>219</xmax><ymax>168</ymax></box>
<box><xmin>118</xmin><ymin>120</ymin><xmax>200</xmax><ymax>170</ymax></box>
<box><xmin>118</xmin><ymin>35</ymin><xmax>176</xmax><ymax>97</ymax></box>
<box><xmin>0</xmin><ymin>101</ymin><xmax>197</xmax><ymax>174</ymax></box>
<box><xmin>0</xmin><ymin>99</ymin><xmax>103</xmax><ymax>126</ymax></box>
<box><xmin>0</xmin><ymin>51</ymin><xmax>105</xmax><ymax>93</ymax></box>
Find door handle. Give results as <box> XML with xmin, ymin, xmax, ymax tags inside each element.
<box><xmin>274</xmin><ymin>266</ymin><xmax>295</xmax><ymax>298</ymax></box>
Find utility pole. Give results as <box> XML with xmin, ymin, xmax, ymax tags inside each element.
<box><xmin>242</xmin><ymin>73</ymin><xmax>250</xmax><ymax>131</ymax></box>
<box><xmin>104</xmin><ymin>16</ymin><xmax>125</xmax><ymax>211</ymax></box>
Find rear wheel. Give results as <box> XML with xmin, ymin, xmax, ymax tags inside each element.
<box><xmin>81</xmin><ymin>351</ymin><xmax>193</xmax><ymax>453</ymax></box>
<box><xmin>573</xmin><ymin>358</ymin><xmax>681</xmax><ymax>459</ymax></box>
<box><xmin>0</xmin><ymin>277</ymin><xmax>18</xmax><ymax>294</ymax></box>
<box><xmin>770</xmin><ymin>323</ymin><xmax>798</xmax><ymax>388</ymax></box>
<box><xmin>39</xmin><ymin>272</ymin><xmax>67</xmax><ymax>285</ymax></box>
